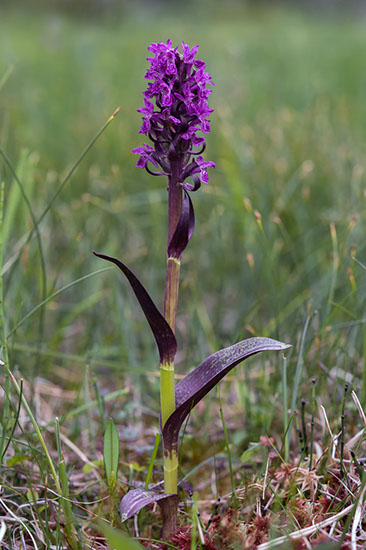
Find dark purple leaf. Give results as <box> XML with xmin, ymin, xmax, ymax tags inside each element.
<box><xmin>162</xmin><ymin>337</ymin><xmax>291</xmax><ymax>453</ymax></box>
<box><xmin>167</xmin><ymin>190</ymin><xmax>195</xmax><ymax>260</ymax></box>
<box><xmin>93</xmin><ymin>252</ymin><xmax>177</xmax><ymax>364</ymax></box>
<box><xmin>120</xmin><ymin>488</ymin><xmax>179</xmax><ymax>521</ymax></box>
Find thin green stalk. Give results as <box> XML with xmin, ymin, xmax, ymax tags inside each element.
<box><xmin>11</xmin><ymin>341</ymin><xmax>135</xmax><ymax>372</ymax></box>
<box><xmin>26</xmin><ymin>482</ymin><xmax>53</xmax><ymax>549</ymax></box>
<box><xmin>326</xmin><ymin>222</ymin><xmax>339</xmax><ymax>321</ymax></box>
<box><xmin>83</xmin><ymin>364</ymin><xmax>95</xmax><ymax>454</ymax></box>
<box><xmin>0</xmin><ymin>181</ymin><xmax>10</xmax><ymax>460</ymax></box>
<box><xmin>2</xmin><ymin>108</ymin><xmax>119</xmax><ymax>296</ymax></box>
<box><xmin>290</xmin><ymin>313</ymin><xmax>311</xmax><ymax>448</ymax></box>
<box><xmin>1</xmin><ymin>378</ymin><xmax>23</xmax><ymax>462</ymax></box>
<box><xmin>20</xmin><ymin>109</ymin><xmax>120</xmax><ymax>252</ymax></box>
<box><xmin>0</xmin><ymin>149</ymin><xmax>47</xmax><ymax>353</ymax></box>
<box><xmin>145</xmin><ymin>432</ymin><xmax>161</xmax><ymax>489</ymax></box>
<box><xmin>10</xmin><ymin>373</ymin><xmax>81</xmax><ymax>548</ymax></box>
<box><xmin>59</xmin><ymin>459</ymin><xmax>80</xmax><ymax>550</ymax></box>
<box><xmin>92</xmin><ymin>373</ymin><xmax>106</xmax><ymax>432</ymax></box>
<box><xmin>217</xmin><ymin>386</ymin><xmax>237</xmax><ymax>511</ymax></box>
<box><xmin>274</xmin><ymin>410</ymin><xmax>297</xmax><ymax>481</ymax></box>
<box><xmin>9</xmin><ymin>371</ymin><xmax>61</xmax><ymax>487</ymax></box>
<box><xmin>7</xmin><ymin>267</ymin><xmax>111</xmax><ymax>338</ymax></box>
<box><xmin>190</xmin><ymin>494</ymin><xmax>197</xmax><ymax>550</ymax></box>
<box><xmin>55</xmin><ymin>417</ymin><xmax>62</xmax><ymax>463</ymax></box>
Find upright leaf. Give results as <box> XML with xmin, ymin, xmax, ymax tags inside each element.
<box><xmin>103</xmin><ymin>418</ymin><xmax>120</xmax><ymax>487</ymax></box>
<box><xmin>93</xmin><ymin>252</ymin><xmax>177</xmax><ymax>364</ymax></box>
<box><xmin>162</xmin><ymin>337</ymin><xmax>291</xmax><ymax>454</ymax></box>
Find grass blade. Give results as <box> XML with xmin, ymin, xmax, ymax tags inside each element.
<box><xmin>6</xmin><ymin>267</ymin><xmax>111</xmax><ymax>338</ymax></box>
<box><xmin>217</xmin><ymin>386</ymin><xmax>237</xmax><ymax>510</ymax></box>
<box><xmin>290</xmin><ymin>314</ymin><xmax>311</xmax><ymax>416</ymax></box>
<box><xmin>0</xmin><ymin>181</ymin><xmax>10</xmax><ymax>459</ymax></box>
<box><xmin>59</xmin><ymin>459</ymin><xmax>80</xmax><ymax>550</ymax></box>
<box><xmin>144</xmin><ymin>432</ymin><xmax>161</xmax><ymax>489</ymax></box>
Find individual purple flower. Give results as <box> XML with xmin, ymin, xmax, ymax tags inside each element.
<box><xmin>181</xmin><ymin>41</ymin><xmax>199</xmax><ymax>64</ymax></box>
<box><xmin>132</xmin><ymin>144</ymin><xmax>158</xmax><ymax>169</ymax></box>
<box><xmin>194</xmin><ymin>156</ymin><xmax>215</xmax><ymax>184</ymax></box>
<box><xmin>137</xmin><ymin>99</ymin><xmax>155</xmax><ymax>134</ymax></box>
<box><xmin>133</xmin><ymin>39</ymin><xmax>215</xmax><ymax>190</ymax></box>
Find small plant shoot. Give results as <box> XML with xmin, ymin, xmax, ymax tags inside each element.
<box><xmin>94</xmin><ymin>39</ymin><xmax>290</xmax><ymax>537</ymax></box>
<box><xmin>103</xmin><ymin>417</ymin><xmax>120</xmax><ymax>490</ymax></box>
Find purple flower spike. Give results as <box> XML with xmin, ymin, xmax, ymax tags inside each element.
<box><xmin>133</xmin><ymin>40</ymin><xmax>215</xmax><ymax>187</ymax></box>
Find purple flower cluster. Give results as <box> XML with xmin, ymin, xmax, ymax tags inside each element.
<box><xmin>133</xmin><ymin>40</ymin><xmax>215</xmax><ymax>188</ymax></box>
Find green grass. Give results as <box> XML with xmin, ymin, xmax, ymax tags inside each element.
<box><xmin>1</xmin><ymin>3</ymin><xmax>366</xmax><ymax>547</ymax></box>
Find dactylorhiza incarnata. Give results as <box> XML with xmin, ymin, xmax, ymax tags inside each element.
<box><xmin>94</xmin><ymin>39</ymin><xmax>291</xmax><ymax>539</ymax></box>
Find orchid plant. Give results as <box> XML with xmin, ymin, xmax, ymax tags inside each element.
<box><xmin>94</xmin><ymin>39</ymin><xmax>290</xmax><ymax>538</ymax></box>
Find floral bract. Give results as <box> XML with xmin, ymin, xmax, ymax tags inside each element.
<box><xmin>132</xmin><ymin>39</ymin><xmax>215</xmax><ymax>188</ymax></box>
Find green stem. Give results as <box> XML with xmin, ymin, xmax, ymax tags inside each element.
<box><xmin>161</xmin><ymin>355</ymin><xmax>178</xmax><ymax>496</ymax></box>
<box><xmin>160</xmin><ymin>166</ymin><xmax>183</xmax><ymax>536</ymax></box>
<box><xmin>161</xmin><ymin>169</ymin><xmax>182</xmax><ymax>498</ymax></box>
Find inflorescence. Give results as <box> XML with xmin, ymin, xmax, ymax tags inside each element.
<box><xmin>133</xmin><ymin>39</ymin><xmax>215</xmax><ymax>190</ymax></box>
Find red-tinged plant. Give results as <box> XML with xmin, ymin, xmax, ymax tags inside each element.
<box><xmin>244</xmin><ymin>513</ymin><xmax>270</xmax><ymax>549</ymax></box>
<box><xmin>94</xmin><ymin>39</ymin><xmax>290</xmax><ymax>537</ymax></box>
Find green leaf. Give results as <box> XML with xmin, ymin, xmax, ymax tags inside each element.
<box><xmin>240</xmin><ymin>442</ymin><xmax>261</xmax><ymax>464</ymax></box>
<box><xmin>83</xmin><ymin>459</ymin><xmax>103</xmax><ymax>475</ymax></box>
<box><xmin>103</xmin><ymin>418</ymin><xmax>120</xmax><ymax>487</ymax></box>
<box><xmin>98</xmin><ymin>521</ymin><xmax>144</xmax><ymax>550</ymax></box>
<box><xmin>7</xmin><ymin>455</ymin><xmax>31</xmax><ymax>466</ymax></box>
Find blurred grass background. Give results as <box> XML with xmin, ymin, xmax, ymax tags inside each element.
<box><xmin>1</xmin><ymin>0</ymin><xmax>366</xmax><ymax>443</ymax></box>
